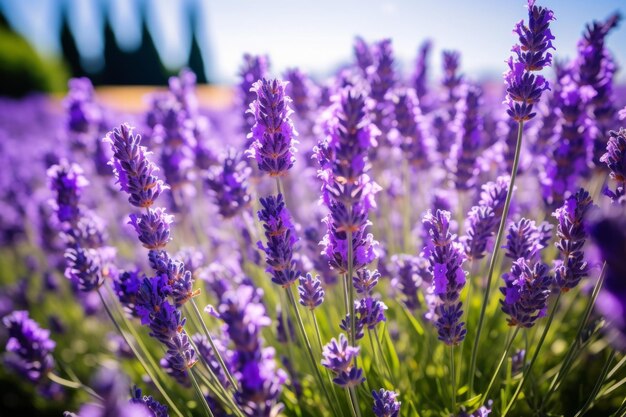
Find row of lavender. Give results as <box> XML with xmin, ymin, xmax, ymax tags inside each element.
<box><xmin>1</xmin><ymin>0</ymin><xmax>626</xmax><ymax>416</ymax></box>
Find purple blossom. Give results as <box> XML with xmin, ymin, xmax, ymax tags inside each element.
<box><xmin>47</xmin><ymin>161</ymin><xmax>89</xmax><ymax>224</ymax></box>
<box><xmin>503</xmin><ymin>218</ymin><xmax>552</xmax><ymax>261</ymax></box>
<box><xmin>372</xmin><ymin>389</ymin><xmax>401</xmax><ymax>417</ymax></box>
<box><xmin>575</xmin><ymin>13</ymin><xmax>621</xmax><ymax>164</ymax></box>
<box><xmin>321</xmin><ymin>334</ymin><xmax>365</xmax><ymax>388</ymax></box>
<box><xmin>553</xmin><ymin>188</ymin><xmax>593</xmax><ymax>291</ymax></box>
<box><xmin>390</xmin><ymin>255</ymin><xmax>427</xmax><ymax>311</ymax></box>
<box><xmin>205</xmin><ymin>149</ymin><xmax>251</xmax><ymax>218</ymax></box>
<box><xmin>298</xmin><ymin>273</ymin><xmax>325</xmax><ymax>310</ymax></box>
<box><xmin>388</xmin><ymin>88</ymin><xmax>431</xmax><ymax>169</ymax></box>
<box><xmin>104</xmin><ymin>124</ymin><xmax>169</xmax><ymax>208</ymax></box>
<box><xmin>160</xmin><ymin>331</ymin><xmax>197</xmax><ymax>386</ymax></box>
<box><xmin>257</xmin><ymin>193</ymin><xmax>300</xmax><ymax>287</ymax></box>
<box><xmin>131</xmin><ymin>386</ymin><xmax>169</xmax><ymax>417</ymax></box>
<box><xmin>128</xmin><ymin>208</ymin><xmax>173</xmax><ymax>250</ymax></box>
<box><xmin>2</xmin><ymin>310</ymin><xmax>55</xmax><ymax>385</ymax></box>
<box><xmin>353</xmin><ymin>36</ymin><xmax>374</xmax><ymax>73</ymax></box>
<box><xmin>316</xmin><ymin>88</ymin><xmax>380</xmax><ymax>274</ymax></box>
<box><xmin>500</xmin><ymin>258</ymin><xmax>552</xmax><ymax>328</ymax></box>
<box><xmin>239</xmin><ymin>54</ymin><xmax>270</xmax><ymax>136</ymax></box>
<box><xmin>600</xmin><ymin>128</ymin><xmax>626</xmax><ymax>202</ymax></box>
<box><xmin>285</xmin><ymin>68</ymin><xmax>316</xmax><ymax>120</ymax></box>
<box><xmin>422</xmin><ymin>210</ymin><xmax>467</xmax><ymax>345</ymax></box>
<box><xmin>353</xmin><ymin>269</ymin><xmax>380</xmax><ymax>296</ymax></box>
<box><xmin>451</xmin><ymin>85</ymin><xmax>483</xmax><ymax>190</ymax></box>
<box><xmin>504</xmin><ymin>0</ymin><xmax>555</xmax><ymax>121</ymax></box>
<box><xmin>247</xmin><ymin>78</ymin><xmax>298</xmax><ymax>177</ymax></box>
<box><xmin>412</xmin><ymin>40</ymin><xmax>432</xmax><ymax>101</ymax></box>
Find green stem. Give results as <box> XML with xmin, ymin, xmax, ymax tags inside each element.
<box><xmin>574</xmin><ymin>350</ymin><xmax>616</xmax><ymax>417</ymax></box>
<box><xmin>468</xmin><ymin>120</ymin><xmax>524</xmax><ymax>395</ymax></box>
<box><xmin>310</xmin><ymin>309</ymin><xmax>343</xmax><ymax>409</ymax></box>
<box><xmin>190</xmin><ymin>367</ymin><xmax>216</xmax><ymax>417</ymax></box>
<box><xmin>479</xmin><ymin>327</ymin><xmax>519</xmax><ymax>406</ymax></box>
<box><xmin>189</xmin><ymin>298</ymin><xmax>239</xmax><ymax>390</ymax></box>
<box><xmin>540</xmin><ymin>264</ymin><xmax>606</xmax><ymax>410</ymax></box>
<box><xmin>450</xmin><ymin>345</ymin><xmax>457</xmax><ymax>413</ymax></box>
<box><xmin>47</xmin><ymin>372</ymin><xmax>102</xmax><ymax>400</ymax></box>
<box><xmin>373</xmin><ymin>327</ymin><xmax>394</xmax><ymax>384</ymax></box>
<box><xmin>96</xmin><ymin>288</ymin><xmax>185</xmax><ymax>417</ymax></box>
<box><xmin>349</xmin><ymin>386</ymin><xmax>363</xmax><ymax>417</ymax></box>
<box><xmin>502</xmin><ymin>291</ymin><xmax>561</xmax><ymax>416</ymax></box>
<box><xmin>286</xmin><ymin>287</ymin><xmax>337</xmax><ymax>415</ymax></box>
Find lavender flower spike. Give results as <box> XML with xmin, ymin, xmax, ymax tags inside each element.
<box><xmin>372</xmin><ymin>389</ymin><xmax>401</xmax><ymax>417</ymax></box>
<box><xmin>47</xmin><ymin>161</ymin><xmax>89</xmax><ymax>225</ymax></box>
<box><xmin>104</xmin><ymin>123</ymin><xmax>169</xmax><ymax>208</ymax></box>
<box><xmin>321</xmin><ymin>334</ymin><xmax>365</xmax><ymax>388</ymax></box>
<box><xmin>247</xmin><ymin>78</ymin><xmax>298</xmax><ymax>177</ymax></box>
<box><xmin>3</xmin><ymin>311</ymin><xmax>55</xmax><ymax>385</ymax></box>
<box><xmin>600</xmin><ymin>128</ymin><xmax>626</xmax><ymax>202</ymax></box>
<box><xmin>553</xmin><ymin>188</ymin><xmax>593</xmax><ymax>291</ymax></box>
<box><xmin>504</xmin><ymin>0</ymin><xmax>555</xmax><ymax>122</ymax></box>
<box><xmin>422</xmin><ymin>210</ymin><xmax>467</xmax><ymax>345</ymax></box>
<box><xmin>500</xmin><ymin>258</ymin><xmax>552</xmax><ymax>328</ymax></box>
<box><xmin>298</xmin><ymin>273</ymin><xmax>325</xmax><ymax>310</ymax></box>
<box><xmin>257</xmin><ymin>193</ymin><xmax>300</xmax><ymax>287</ymax></box>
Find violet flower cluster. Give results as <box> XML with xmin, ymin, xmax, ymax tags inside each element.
<box><xmin>422</xmin><ymin>210</ymin><xmax>467</xmax><ymax>345</ymax></box>
<box><xmin>552</xmin><ymin>188</ymin><xmax>593</xmax><ymax>292</ymax></box>
<box><xmin>316</xmin><ymin>88</ymin><xmax>380</xmax><ymax>274</ymax></box>
<box><xmin>321</xmin><ymin>333</ymin><xmax>365</xmax><ymax>388</ymax></box>
<box><xmin>247</xmin><ymin>78</ymin><xmax>298</xmax><ymax>177</ymax></box>
<box><xmin>504</xmin><ymin>0</ymin><xmax>555</xmax><ymax>122</ymax></box>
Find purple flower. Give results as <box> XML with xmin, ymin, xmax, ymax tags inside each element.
<box><xmin>160</xmin><ymin>331</ymin><xmax>197</xmax><ymax>386</ymax></box>
<box><xmin>239</xmin><ymin>54</ymin><xmax>270</xmax><ymax>136</ymax></box>
<box><xmin>213</xmin><ymin>284</ymin><xmax>285</xmax><ymax>414</ymax></box>
<box><xmin>601</xmin><ymin>128</ymin><xmax>626</xmax><ymax>202</ymax></box>
<box><xmin>412</xmin><ymin>40</ymin><xmax>432</xmax><ymax>101</ymax></box>
<box><xmin>192</xmin><ymin>333</ymin><xmax>232</xmax><ymax>389</ymax></box>
<box><xmin>316</xmin><ymin>88</ymin><xmax>381</xmax><ymax>273</ymax></box>
<box><xmin>422</xmin><ymin>210</ymin><xmax>467</xmax><ymax>345</ymax></box>
<box><xmin>298</xmin><ymin>273</ymin><xmax>325</xmax><ymax>310</ymax></box>
<box><xmin>451</xmin><ymin>85</ymin><xmax>483</xmax><ymax>190</ymax></box>
<box><xmin>47</xmin><ymin>161</ymin><xmax>89</xmax><ymax>225</ymax></box>
<box><xmin>372</xmin><ymin>389</ymin><xmax>401</xmax><ymax>417</ymax></box>
<box><xmin>104</xmin><ymin>123</ymin><xmax>169</xmax><ymax>208</ymax></box>
<box><xmin>504</xmin><ymin>0</ymin><xmax>555</xmax><ymax>121</ymax></box>
<box><xmin>457</xmin><ymin>400</ymin><xmax>493</xmax><ymax>417</ymax></box>
<box><xmin>353</xmin><ymin>269</ymin><xmax>380</xmax><ymax>296</ymax></box>
<box><xmin>64</xmin><ymin>246</ymin><xmax>107</xmax><ymax>292</ymax></box>
<box><xmin>390</xmin><ymin>254</ymin><xmax>427</xmax><ymax>311</ymax></box>
<box><xmin>356</xmin><ymin>297</ymin><xmax>387</xmax><ymax>330</ymax></box>
<box><xmin>553</xmin><ymin>188</ymin><xmax>593</xmax><ymax>291</ymax></box>
<box><xmin>500</xmin><ymin>258</ymin><xmax>552</xmax><ymax>328</ymax></box>
<box><xmin>388</xmin><ymin>88</ymin><xmax>431</xmax><ymax>169</ymax></box>
<box><xmin>131</xmin><ymin>386</ymin><xmax>169</xmax><ymax>417</ymax></box>
<box><xmin>128</xmin><ymin>208</ymin><xmax>173</xmax><ymax>250</ymax></box>
<box><xmin>247</xmin><ymin>78</ymin><xmax>298</xmax><ymax>177</ymax></box>
<box><xmin>442</xmin><ymin>50</ymin><xmax>463</xmax><ymax>102</ymax></box>
<box><xmin>575</xmin><ymin>13</ymin><xmax>621</xmax><ymax>163</ymax></box>
<box><xmin>3</xmin><ymin>311</ymin><xmax>55</xmax><ymax>385</ymax></box>
<box><xmin>205</xmin><ymin>149</ymin><xmax>251</xmax><ymax>218</ymax></box>
<box><xmin>541</xmin><ymin>74</ymin><xmax>595</xmax><ymax>207</ymax></box>
<box><xmin>503</xmin><ymin>218</ymin><xmax>552</xmax><ymax>261</ymax></box>
<box><xmin>65</xmin><ymin>77</ymin><xmax>103</xmax><ymax>135</ymax></box>
<box><xmin>285</xmin><ymin>68</ymin><xmax>316</xmax><ymax>120</ymax></box>
<box><xmin>321</xmin><ymin>334</ymin><xmax>365</xmax><ymax>388</ymax></box>
<box><xmin>353</xmin><ymin>36</ymin><xmax>374</xmax><ymax>73</ymax></box>
<box><xmin>257</xmin><ymin>193</ymin><xmax>300</xmax><ymax>287</ymax></box>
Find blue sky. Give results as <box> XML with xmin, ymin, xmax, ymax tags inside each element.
<box><xmin>1</xmin><ymin>0</ymin><xmax>624</xmax><ymax>83</ymax></box>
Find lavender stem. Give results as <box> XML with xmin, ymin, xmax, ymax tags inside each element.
<box><xmin>469</xmin><ymin>120</ymin><xmax>524</xmax><ymax>395</ymax></box>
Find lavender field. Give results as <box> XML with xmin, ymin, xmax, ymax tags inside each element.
<box><xmin>1</xmin><ymin>1</ymin><xmax>626</xmax><ymax>416</ymax></box>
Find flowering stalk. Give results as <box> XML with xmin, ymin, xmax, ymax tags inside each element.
<box><xmin>469</xmin><ymin>0</ymin><xmax>555</xmax><ymax>395</ymax></box>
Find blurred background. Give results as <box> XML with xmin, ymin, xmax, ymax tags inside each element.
<box><xmin>0</xmin><ymin>0</ymin><xmax>624</xmax><ymax>97</ymax></box>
